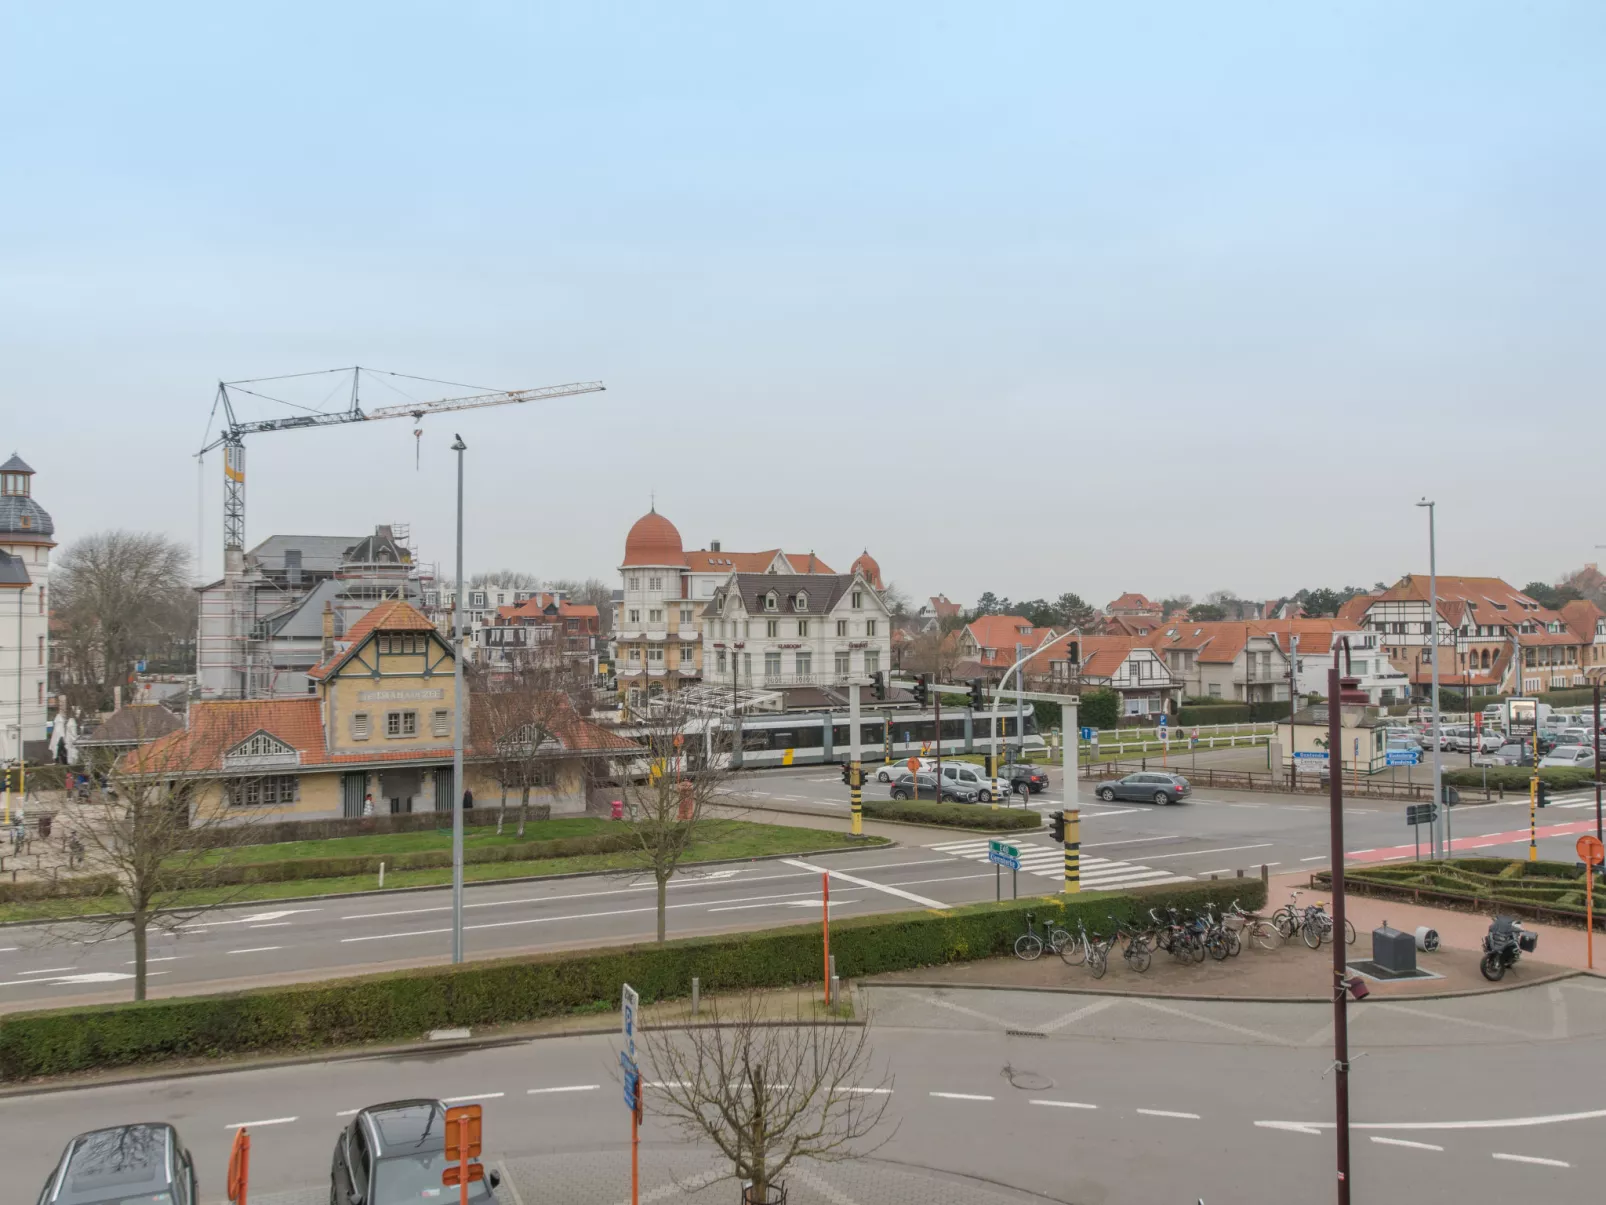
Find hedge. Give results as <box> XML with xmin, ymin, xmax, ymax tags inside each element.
<box><xmin>1176</xmin><ymin>704</ymin><xmax>1252</xmax><ymax>726</ymax></box>
<box><xmin>860</xmin><ymin>798</ymin><xmax>1042</xmax><ymax>830</ymax></box>
<box><xmin>1442</xmin><ymin>766</ymin><xmax>1595</xmax><ymax>791</ymax></box>
<box><xmin>1248</xmin><ymin>701</ymin><xmax>1292</xmax><ymax>723</ymax></box>
<box><xmin>0</xmin><ymin>877</ymin><xmax>1265</xmax><ymax>1079</ymax></box>
<box><xmin>186</xmin><ymin>805</ymin><xmax>550</xmax><ymax>850</ymax></box>
<box><xmin>1334</xmin><ymin>857</ymin><xmax>1599</xmax><ymax>923</ymax></box>
<box><xmin>1080</xmin><ymin>689</ymin><xmax>1120</xmax><ymax>730</ymax></box>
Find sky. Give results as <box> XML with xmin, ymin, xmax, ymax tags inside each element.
<box><xmin>3</xmin><ymin>3</ymin><xmax>1603</xmax><ymax>609</ymax></box>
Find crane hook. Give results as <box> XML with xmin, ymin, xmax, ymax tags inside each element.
<box><xmin>414</xmin><ymin>427</ymin><xmax>423</xmax><ymax>469</ymax></box>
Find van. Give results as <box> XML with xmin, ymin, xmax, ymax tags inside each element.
<box><xmin>938</xmin><ymin>762</ymin><xmax>1010</xmax><ymax>803</ymax></box>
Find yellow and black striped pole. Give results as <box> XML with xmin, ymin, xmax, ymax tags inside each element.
<box><xmin>1063</xmin><ymin>807</ymin><xmax>1081</xmax><ymax>893</ymax></box>
<box><xmin>850</xmin><ymin>761</ymin><xmax>863</xmax><ymax>836</ymax></box>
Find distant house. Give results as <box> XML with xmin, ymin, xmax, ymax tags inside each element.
<box><xmin>77</xmin><ymin>704</ymin><xmax>185</xmax><ymax>757</ymax></box>
<box><xmin>1022</xmin><ymin>635</ymin><xmax>1174</xmax><ymax>717</ymax></box>
<box><xmin>957</xmin><ymin>615</ymin><xmax>1063</xmax><ymax>682</ymax></box>
<box><xmin>1143</xmin><ymin>622</ymin><xmax>1290</xmax><ymax>705</ymax></box>
<box><xmin>914</xmin><ymin>594</ymin><xmax>963</xmax><ymax>632</ymax></box>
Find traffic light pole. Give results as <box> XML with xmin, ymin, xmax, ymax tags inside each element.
<box><xmin>849</xmin><ymin>676</ymin><xmax>863</xmax><ymax>836</ymax></box>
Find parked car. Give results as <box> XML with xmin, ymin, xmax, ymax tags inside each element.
<box><xmin>39</xmin><ymin>1122</ymin><xmax>199</xmax><ymax>1205</ymax></box>
<box><xmin>1475</xmin><ymin>742</ymin><xmax>1533</xmax><ymax>767</ymax></box>
<box><xmin>332</xmin><ymin>1099</ymin><xmax>500</xmax><ymax>1205</ymax></box>
<box><xmin>1000</xmin><ymin>762</ymin><xmax>1050</xmax><ymax>794</ymax></box>
<box><xmin>1540</xmin><ymin>747</ymin><xmax>1596</xmax><ymax>769</ymax></box>
<box><xmin>876</xmin><ymin>758</ymin><xmax>932</xmax><ymax>783</ymax></box>
<box><xmin>889</xmin><ymin>771</ymin><xmax>976</xmax><ymax>803</ymax></box>
<box><xmin>1095</xmin><ymin>772</ymin><xmax>1192</xmax><ymax>805</ymax></box>
<box><xmin>935</xmin><ymin>761</ymin><xmax>1012</xmax><ymax>802</ymax></box>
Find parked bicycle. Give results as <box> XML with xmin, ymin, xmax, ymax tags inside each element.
<box><xmin>1298</xmin><ymin>900</ymin><xmax>1357</xmax><ymax>950</ymax></box>
<box><xmin>1059</xmin><ymin>917</ymin><xmax>1092</xmax><ymax>967</ymax></box>
<box><xmin>1015</xmin><ymin>912</ymin><xmax>1071</xmax><ymax>961</ymax></box>
<box><xmin>1225</xmin><ymin>899</ymin><xmax>1283</xmax><ymax>950</ymax></box>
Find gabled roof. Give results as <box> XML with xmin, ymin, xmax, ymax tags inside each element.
<box><xmin>1107</xmin><ymin>592</ymin><xmax>1156</xmax><ymax>613</ymax></box>
<box><xmin>78</xmin><ymin>704</ymin><xmax>185</xmax><ymax>747</ymax></box>
<box><xmin>307</xmin><ymin>599</ymin><xmax>441</xmax><ymax>681</ymax></box>
<box><xmin>1035</xmin><ymin>634</ymin><xmax>1159</xmax><ymax>680</ymax></box>
<box><xmin>1559</xmin><ymin>599</ymin><xmax>1605</xmax><ymax>644</ymax></box>
<box><xmin>926</xmin><ymin>594</ymin><xmax>962</xmax><ymax>618</ymax></box>
<box><xmin>965</xmin><ymin>616</ymin><xmax>1063</xmax><ymax>667</ymax></box>
<box><xmin>1247</xmin><ymin>618</ymin><xmax>1365</xmax><ymax>656</ymax></box>
<box><xmin>713</xmin><ymin>573</ymin><xmax>874</xmax><ymax>617</ymax></box>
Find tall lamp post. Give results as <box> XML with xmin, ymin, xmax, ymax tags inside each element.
<box><xmin>450</xmin><ymin>434</ymin><xmax>467</xmax><ymax>964</ymax></box>
<box><xmin>1417</xmin><ymin>499</ymin><xmax>1443</xmax><ymax>858</ymax></box>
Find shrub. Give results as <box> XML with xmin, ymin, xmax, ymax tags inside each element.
<box><xmin>861</xmin><ymin>798</ymin><xmax>1041</xmax><ymax>830</ymax></box>
<box><xmin>185</xmin><ymin>806</ymin><xmax>551</xmax><ymax>850</ymax></box>
<box><xmin>1443</xmin><ymin>766</ymin><xmax>1594</xmax><ymax>791</ymax></box>
<box><xmin>1248</xmin><ymin>701</ymin><xmax>1292</xmax><ymax>723</ymax></box>
<box><xmin>1081</xmin><ymin>689</ymin><xmax>1120</xmax><ymax>730</ymax></box>
<box><xmin>0</xmin><ymin>877</ymin><xmax>1265</xmax><ymax>1079</ymax></box>
<box><xmin>1176</xmin><ymin>704</ymin><xmax>1252</xmax><ymax>726</ymax></box>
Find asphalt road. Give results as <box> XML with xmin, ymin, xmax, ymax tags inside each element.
<box><xmin>2</xmin><ymin>766</ymin><xmax>1600</xmax><ymax>1010</ymax></box>
<box><xmin>5</xmin><ymin>978</ymin><xmax>1602</xmax><ymax>1204</ymax></box>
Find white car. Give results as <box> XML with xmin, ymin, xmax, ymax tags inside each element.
<box><xmin>1539</xmin><ymin>747</ymin><xmax>1596</xmax><ymax>769</ymax></box>
<box><xmin>937</xmin><ymin>761</ymin><xmax>1016</xmax><ymax>803</ymax></box>
<box><xmin>876</xmin><ymin>758</ymin><xmax>933</xmax><ymax>783</ymax></box>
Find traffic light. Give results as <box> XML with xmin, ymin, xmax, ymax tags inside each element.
<box><xmin>1048</xmin><ymin>810</ymin><xmax>1066</xmax><ymax>842</ymax></box>
<box><xmin>871</xmin><ymin>671</ymin><xmax>886</xmax><ymax>700</ymax></box>
<box><xmin>1537</xmin><ymin>782</ymin><xmax>1551</xmax><ymax>808</ymax></box>
<box><xmin>841</xmin><ymin>762</ymin><xmax>852</xmax><ymax>786</ymax></box>
<box><xmin>912</xmin><ymin>674</ymin><xmax>929</xmax><ymax>706</ymax></box>
<box><xmin>969</xmin><ymin>677</ymin><xmax>985</xmax><ymax>710</ymax></box>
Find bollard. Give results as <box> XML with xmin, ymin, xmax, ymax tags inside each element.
<box><xmin>1236</xmin><ymin>867</ymin><xmax>1244</xmax><ymax>878</ymax></box>
<box><xmin>691</xmin><ymin>976</ymin><xmax>700</xmax><ymax>1017</ymax></box>
<box><xmin>1210</xmin><ymin>873</ymin><xmax>1218</xmax><ymax>881</ymax></box>
<box><xmin>378</xmin><ymin>861</ymin><xmax>385</xmax><ymax>889</ymax></box>
<box><xmin>828</xmin><ymin>954</ymin><xmax>838</xmax><ymax>1004</ymax></box>
<box><xmin>1261</xmin><ymin>863</ymin><xmax>1269</xmax><ymax>884</ymax></box>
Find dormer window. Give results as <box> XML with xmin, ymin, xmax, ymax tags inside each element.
<box><xmin>0</xmin><ymin>472</ymin><xmax>26</xmax><ymax>497</ymax></box>
<box><xmin>766</xmin><ymin>592</ymin><xmax>778</xmax><ymax>611</ymax></box>
<box><xmin>794</xmin><ymin>592</ymin><xmax>807</xmax><ymax>611</ymax></box>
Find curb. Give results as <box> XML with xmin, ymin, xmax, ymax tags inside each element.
<box><xmin>859</xmin><ymin>966</ymin><xmax>1587</xmax><ymax>1005</ymax></box>
<box><xmin>0</xmin><ymin>1016</ymin><xmax>864</xmax><ymax>1099</ymax></box>
<box><xmin>0</xmin><ymin>840</ymin><xmax>894</xmax><ymax>929</ymax></box>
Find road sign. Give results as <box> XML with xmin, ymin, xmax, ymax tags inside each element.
<box><xmin>1386</xmin><ymin>750</ymin><xmax>1420</xmax><ymax>766</ymax></box>
<box><xmin>1578</xmin><ymin>835</ymin><xmax>1605</xmax><ymax>866</ymax></box>
<box><xmin>1158</xmin><ymin>714</ymin><xmax>1168</xmax><ymax>727</ymax></box>
<box><xmin>226</xmin><ymin>1127</ymin><xmax>250</xmax><ymax>1205</ymax></box>
<box><xmin>1293</xmin><ymin>751</ymin><xmax>1329</xmax><ymax>761</ymax></box>
<box><xmin>443</xmin><ymin>1104</ymin><xmax>484</xmax><ymax>1200</ymax></box>
<box><xmin>621</xmin><ymin>982</ymin><xmax>638</xmax><ymax>1061</ymax></box>
<box><xmin>1158</xmin><ymin>725</ymin><xmax>1171</xmax><ymax>742</ymax></box>
<box><xmin>621</xmin><ymin>1049</ymin><xmax>641</xmax><ymax>1111</ymax></box>
<box><xmin>1406</xmin><ymin>803</ymin><xmax>1438</xmax><ymax>826</ymax></box>
<box><xmin>1079</xmin><ymin>726</ymin><xmax>1094</xmax><ymax>740</ymax></box>
<box><xmin>987</xmin><ymin>839</ymin><xmax>1021</xmax><ymax>871</ymax></box>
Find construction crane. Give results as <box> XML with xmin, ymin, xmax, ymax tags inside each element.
<box><xmin>197</xmin><ymin>367</ymin><xmax>605</xmax><ymax>559</ymax></box>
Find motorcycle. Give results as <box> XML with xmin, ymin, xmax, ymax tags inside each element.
<box><xmin>1480</xmin><ymin>915</ymin><xmax>1537</xmax><ymax>981</ymax></box>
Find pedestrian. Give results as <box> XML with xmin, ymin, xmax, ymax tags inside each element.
<box><xmin>363</xmin><ymin>792</ymin><xmax>375</xmax><ymax>817</ymax></box>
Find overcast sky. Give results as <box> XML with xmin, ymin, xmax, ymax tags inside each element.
<box><xmin>3</xmin><ymin>4</ymin><xmax>1602</xmax><ymax>609</ymax></box>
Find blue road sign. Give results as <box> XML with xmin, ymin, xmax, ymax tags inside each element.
<box><xmin>1079</xmin><ymin>727</ymin><xmax>1095</xmax><ymax>741</ymax></box>
<box><xmin>621</xmin><ymin>1050</ymin><xmax>640</xmax><ymax>1111</ymax></box>
<box><xmin>987</xmin><ymin>840</ymin><xmax>1021</xmax><ymax>872</ymax></box>
<box><xmin>1158</xmin><ymin>714</ymin><xmax>1168</xmax><ymax>726</ymax></box>
<box><xmin>1386</xmin><ymin>750</ymin><xmax>1421</xmax><ymax>766</ymax></box>
<box><xmin>1293</xmin><ymin>751</ymin><xmax>1329</xmax><ymax>761</ymax></box>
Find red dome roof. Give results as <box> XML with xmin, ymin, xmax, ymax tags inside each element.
<box><xmin>850</xmin><ymin>549</ymin><xmax>883</xmax><ymax>590</ymax></box>
<box><xmin>623</xmin><ymin>509</ymin><xmax>686</xmax><ymax>567</ymax></box>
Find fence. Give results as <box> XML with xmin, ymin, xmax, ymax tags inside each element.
<box><xmin>1080</xmin><ymin>759</ymin><xmax>1507</xmax><ymax>803</ymax></box>
<box><xmin>1078</xmin><ymin>722</ymin><xmax>1277</xmax><ymax>759</ymax></box>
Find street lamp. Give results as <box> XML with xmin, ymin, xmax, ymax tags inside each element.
<box><xmin>1417</xmin><ymin>498</ymin><xmax>1443</xmax><ymax>858</ymax></box>
<box><xmin>451</xmin><ymin>434</ymin><xmax>467</xmax><ymax>964</ymax></box>
<box><xmin>990</xmin><ymin>628</ymin><xmax>1080</xmax><ymax>808</ymax></box>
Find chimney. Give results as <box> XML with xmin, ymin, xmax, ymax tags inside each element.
<box><xmin>710</xmin><ymin>539</ymin><xmax>721</xmax><ymax>553</ymax></box>
<box><xmin>322</xmin><ymin>601</ymin><xmax>336</xmax><ymax>662</ymax></box>
<box><xmin>113</xmin><ymin>685</ymin><xmax>122</xmax><ymax>712</ymax></box>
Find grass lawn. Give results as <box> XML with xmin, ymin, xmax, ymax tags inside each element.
<box><xmin>0</xmin><ymin>820</ymin><xmax>886</xmax><ymax>923</ymax></box>
<box><xmin>196</xmin><ymin>817</ymin><xmax>613</xmax><ymax>864</ymax></box>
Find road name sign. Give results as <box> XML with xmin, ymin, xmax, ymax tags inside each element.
<box><xmin>987</xmin><ymin>840</ymin><xmax>1021</xmax><ymax>872</ymax></box>
<box><xmin>1386</xmin><ymin>750</ymin><xmax>1421</xmax><ymax>766</ymax></box>
<box><xmin>1293</xmin><ymin>751</ymin><xmax>1329</xmax><ymax>761</ymax></box>
<box><xmin>1406</xmin><ymin>803</ymin><xmax>1438</xmax><ymax>826</ymax></box>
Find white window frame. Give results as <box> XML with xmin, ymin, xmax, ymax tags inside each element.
<box><xmin>836</xmin><ymin>619</ymin><xmax>848</xmax><ymax>637</ymax></box>
<box><xmin>431</xmin><ymin>709</ymin><xmax>451</xmax><ymax>737</ymax></box>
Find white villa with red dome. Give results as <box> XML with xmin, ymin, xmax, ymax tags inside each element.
<box><xmin>614</xmin><ymin>507</ymin><xmax>888</xmax><ymax>703</ymax></box>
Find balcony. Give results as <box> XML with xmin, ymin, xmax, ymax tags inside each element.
<box><xmin>677</xmin><ymin>626</ymin><xmax>700</xmax><ymax>641</ymax></box>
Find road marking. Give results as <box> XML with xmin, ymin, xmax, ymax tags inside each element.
<box><xmin>1130</xmin><ymin>997</ymin><xmax>1294</xmax><ymax>1047</ymax></box>
<box><xmin>1370</xmin><ymin>1000</ymin><xmax>1535</xmax><ymax>1039</ymax></box>
<box><xmin>1371</xmin><ymin>1136</ymin><xmax>1443</xmax><ymax>1151</ymax></box>
<box><xmin>1127</xmin><ymin>843</ymin><xmax>1274</xmax><ymax>861</ymax></box>
<box><xmin>1030</xmin><ymin>1099</ymin><xmax>1097</xmax><ymax>1109</ymax></box>
<box><xmin>836</xmin><ymin>857</ymin><xmax>962</xmax><ymax>872</ymax></box>
<box><xmin>1082</xmin><ymin>834</ymin><xmax>1182</xmax><ymax>849</ymax></box>
<box><xmin>443</xmin><ymin>1092</ymin><xmax>505</xmax><ymax>1103</ymax></box>
<box><xmin>1492</xmin><ymin>1153</ymin><xmax>1569</xmax><ymax>1167</ymax></box>
<box><xmin>249</xmin><ymin>922</ymin><xmax>293</xmax><ymax>929</ymax></box>
<box><xmin>0</xmin><ymin>948</ymin><xmax>16</xmax><ymax>953</ymax></box>
<box><xmin>1301</xmin><ymin>856</ymin><xmax>1327</xmax><ymax>862</ymax></box>
<box><xmin>1041</xmin><ymin>996</ymin><xmax>1120</xmax><ymax>1033</ymax></box>
<box><xmin>128</xmin><ymin>957</ymin><xmax>180</xmax><ymax>964</ymax></box>
<box><xmin>336</xmin><ymin>1108</ymin><xmax>360</xmax><ymax>1116</ymax></box>
<box><xmin>1254</xmin><ymin>1105</ymin><xmax>1606</xmax><ymax>1131</ymax></box>
<box><xmin>529</xmin><ymin>1085</ymin><xmax>600</xmax><ymax>1094</ymax></box>
<box><xmin>782</xmin><ymin>859</ymin><xmax>948</xmax><ymax>910</ymax></box>
<box><xmin>227</xmin><ymin>947</ymin><xmax>283</xmax><ymax>955</ymax></box>
<box><xmin>833</xmin><ymin>1087</ymin><xmax>892</xmax><ymax>1094</ymax></box>
<box><xmin>706</xmin><ymin>897</ymin><xmax>861</xmax><ymax>913</ymax></box>
<box><xmin>929</xmin><ymin>1092</ymin><xmax>993</xmax><ymax>1101</ymax></box>
<box><xmin>1136</xmin><ymin>1109</ymin><xmax>1199</xmax><ymax>1119</ymax></box>
<box><xmin>16</xmin><ymin>967</ymin><xmax>76</xmax><ymax>975</ymax></box>
<box><xmin>226</xmin><ymin>1117</ymin><xmax>297</xmax><ymax>1129</ymax></box>
<box><xmin>645</xmin><ymin>1080</ymin><xmax>688</xmax><ymax>1088</ymax></box>
<box><xmin>1255</xmin><ymin>1121</ymin><xmax>1323</xmax><ymax>1135</ymax></box>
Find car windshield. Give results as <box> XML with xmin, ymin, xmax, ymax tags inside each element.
<box><xmin>374</xmin><ymin>1154</ymin><xmax>493</xmax><ymax>1201</ymax></box>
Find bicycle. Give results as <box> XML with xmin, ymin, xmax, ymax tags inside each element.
<box><xmin>1015</xmin><ymin>912</ymin><xmax>1071</xmax><ymax>961</ymax></box>
<box><xmin>1299</xmin><ymin>900</ymin><xmax>1357</xmax><ymax>950</ymax></box>
<box><xmin>1059</xmin><ymin>917</ymin><xmax>1092</xmax><ymax>967</ymax></box>
<box><xmin>1200</xmin><ymin>905</ymin><xmax>1239</xmax><ymax>959</ymax></box>
<box><xmin>1226</xmin><ymin>899</ymin><xmax>1283</xmax><ymax>951</ymax></box>
<box><xmin>1271</xmin><ymin>891</ymin><xmax>1307</xmax><ymax>941</ymax></box>
<box><xmin>1108</xmin><ymin>914</ymin><xmax>1153</xmax><ymax>974</ymax></box>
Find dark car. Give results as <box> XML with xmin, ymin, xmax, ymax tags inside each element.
<box><xmin>1095</xmin><ymin>772</ymin><xmax>1192</xmax><ymax>805</ymax></box>
<box><xmin>332</xmin><ymin>1099</ymin><xmax>500</xmax><ymax>1205</ymax></box>
<box><xmin>39</xmin><ymin>1122</ymin><xmax>198</xmax><ymax>1205</ymax></box>
<box><xmin>888</xmin><ymin>771</ymin><xmax>975</xmax><ymax>803</ymax></box>
<box><xmin>1000</xmin><ymin>762</ymin><xmax>1049</xmax><ymax>794</ymax></box>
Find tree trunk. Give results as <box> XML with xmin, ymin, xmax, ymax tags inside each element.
<box><xmin>497</xmin><ymin>784</ymin><xmax>506</xmax><ymax>834</ymax></box>
<box><xmin>656</xmin><ymin>873</ymin><xmax>667</xmax><ymax>942</ymax></box>
<box><xmin>518</xmin><ymin>786</ymin><xmax>528</xmax><ymax>838</ymax></box>
<box><xmin>132</xmin><ymin>910</ymin><xmax>148</xmax><ymax>1002</ymax></box>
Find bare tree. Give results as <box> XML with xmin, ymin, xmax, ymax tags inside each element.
<box><xmin>469</xmin><ymin>569</ymin><xmax>541</xmax><ymax>590</ymax></box>
<box><xmin>643</xmin><ymin>994</ymin><xmax>894</xmax><ymax>1201</ymax></box>
<box><xmin>878</xmin><ymin>580</ymin><xmax>913</xmax><ymax>621</ymax></box>
<box><xmin>469</xmin><ymin>659</ymin><xmax>593</xmax><ymax>837</ymax></box>
<box><xmin>899</xmin><ymin>625</ymin><xmax>963</xmax><ymax>680</ymax></box>
<box><xmin>54</xmin><ymin>531</ymin><xmax>195</xmax><ymax>714</ymax></box>
<box><xmin>547</xmin><ymin>577</ymin><xmax>616</xmax><ymax>634</ymax></box>
<box><xmin>52</xmin><ymin>708</ymin><xmax>261</xmax><ymax>1001</ymax></box>
<box><xmin>622</xmin><ymin>696</ymin><xmax>732</xmax><ymax>941</ymax></box>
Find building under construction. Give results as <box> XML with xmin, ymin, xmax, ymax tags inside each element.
<box><xmin>196</xmin><ymin>525</ymin><xmax>431</xmax><ymax>699</ymax></box>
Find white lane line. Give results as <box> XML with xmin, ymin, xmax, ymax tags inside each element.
<box><xmin>1371</xmin><ymin>1136</ymin><xmax>1443</xmax><ymax>1151</ymax></box>
<box><xmin>1137</xmin><ymin>843</ymin><xmax>1274</xmax><ymax>861</ymax></box>
<box><xmin>16</xmin><ymin>967</ymin><xmax>76</xmax><ymax>975</ymax></box>
<box><xmin>529</xmin><ymin>1085</ymin><xmax>600</xmax><ymax>1095</ymax></box>
<box><xmin>1301</xmin><ymin>856</ymin><xmax>1327</xmax><ymax>862</ymax></box>
<box><xmin>929</xmin><ymin>1092</ymin><xmax>993</xmax><ymax>1101</ymax></box>
<box><xmin>1492</xmin><ymin>1153</ymin><xmax>1569</xmax><ymax>1167</ymax></box>
<box><xmin>782</xmin><ymin>859</ymin><xmax>947</xmax><ymax>910</ymax></box>
<box><xmin>227</xmin><ymin>947</ymin><xmax>283</xmax><ymax>955</ymax></box>
<box><xmin>226</xmin><ymin>1117</ymin><xmax>297</xmax><ymax>1129</ymax></box>
<box><xmin>1252</xmin><ymin>1105</ymin><xmax>1606</xmax><ymax>1131</ymax></box>
<box><xmin>336</xmin><ymin>1108</ymin><xmax>360</xmax><ymax>1117</ymax></box>
<box><xmin>0</xmin><ymin>948</ymin><xmax>17</xmax><ymax>953</ymax></box>
<box><xmin>249</xmin><ymin>922</ymin><xmax>293</xmax><ymax>929</ymax></box>
<box><xmin>1083</xmin><ymin>834</ymin><xmax>1183</xmax><ymax>849</ymax></box>
<box><xmin>1136</xmin><ymin>1109</ymin><xmax>1200</xmax><ymax>1120</ymax></box>
<box><xmin>128</xmin><ymin>957</ymin><xmax>180</xmax><ymax>964</ymax></box>
<box><xmin>833</xmin><ymin>1087</ymin><xmax>892</xmax><ymax>1095</ymax></box>
<box><xmin>707</xmin><ymin>897</ymin><xmax>862</xmax><ymax>913</ymax></box>
<box><xmin>443</xmin><ymin>1092</ymin><xmax>505</xmax><ymax>1103</ymax></box>
<box><xmin>645</xmin><ymin>1080</ymin><xmax>688</xmax><ymax>1088</ymax></box>
<box><xmin>1256</xmin><ymin>1121</ymin><xmax>1323</xmax><ymax>1135</ymax></box>
<box><xmin>1031</xmin><ymin>1099</ymin><xmax>1097</xmax><ymax>1109</ymax></box>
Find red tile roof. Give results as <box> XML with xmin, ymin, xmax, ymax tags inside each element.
<box><xmin>308</xmin><ymin>599</ymin><xmax>439</xmax><ymax>681</ymax></box>
<box><xmin>1107</xmin><ymin>592</ymin><xmax>1156</xmax><ymax>614</ymax></box>
<box><xmin>964</xmin><ymin>616</ymin><xmax>1062</xmax><ymax>666</ymax></box>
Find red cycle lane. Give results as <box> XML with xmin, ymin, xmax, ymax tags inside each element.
<box><xmin>1348</xmin><ymin>817</ymin><xmax>1601</xmax><ymax>863</ymax></box>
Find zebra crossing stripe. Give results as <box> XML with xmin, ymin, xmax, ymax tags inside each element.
<box><xmin>927</xmin><ymin>838</ymin><xmax>1195</xmax><ymax>891</ymax></box>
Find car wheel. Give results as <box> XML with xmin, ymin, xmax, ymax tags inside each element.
<box><xmin>978</xmin><ymin>789</ymin><xmax>992</xmax><ymax>803</ymax></box>
<box><xmin>892</xmin><ymin>789</ymin><xmax>907</xmax><ymax>800</ymax></box>
<box><xmin>1098</xmin><ymin>787</ymin><xmax>1116</xmax><ymax>801</ymax></box>
<box><xmin>1155</xmin><ymin>791</ymin><xmax>1171</xmax><ymax>806</ymax></box>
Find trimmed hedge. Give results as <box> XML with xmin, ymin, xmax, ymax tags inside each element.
<box><xmin>1333</xmin><ymin>857</ymin><xmax>1599</xmax><ymax>922</ymax></box>
<box><xmin>861</xmin><ymin>798</ymin><xmax>1042</xmax><ymax>830</ymax></box>
<box><xmin>1176</xmin><ymin>704</ymin><xmax>1252</xmax><ymax>726</ymax></box>
<box><xmin>186</xmin><ymin>805</ymin><xmax>551</xmax><ymax>850</ymax></box>
<box><xmin>0</xmin><ymin>877</ymin><xmax>1265</xmax><ymax>1079</ymax></box>
<box><xmin>1443</xmin><ymin>766</ymin><xmax>1594</xmax><ymax>791</ymax></box>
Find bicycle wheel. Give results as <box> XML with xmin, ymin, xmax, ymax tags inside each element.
<box><xmin>1274</xmin><ymin>912</ymin><xmax>1296</xmax><ymax>939</ymax></box>
<box><xmin>1187</xmin><ymin>932</ymin><xmax>1206</xmax><ymax>963</ymax></box>
<box><xmin>1048</xmin><ymin>928</ymin><xmax>1071</xmax><ymax>955</ymax></box>
<box><xmin>1251</xmin><ymin>921</ymin><xmax>1281</xmax><ymax>951</ymax></box>
<box><xmin>1302</xmin><ymin>921</ymin><xmax>1322</xmax><ymax>950</ymax></box>
<box><xmin>1343</xmin><ymin>918</ymin><xmax>1357</xmax><ymax>946</ymax></box>
<box><xmin>1207</xmin><ymin>933</ymin><xmax>1229</xmax><ymax>962</ymax></box>
<box><xmin>1128</xmin><ymin>940</ymin><xmax>1152</xmax><ymax>973</ymax></box>
<box><xmin>1089</xmin><ymin>946</ymin><xmax>1109</xmax><ymax>979</ymax></box>
<box><xmin>1059</xmin><ymin>935</ymin><xmax>1087</xmax><ymax>966</ymax></box>
<box><xmin>1225</xmin><ymin>929</ymin><xmax>1242</xmax><ymax>957</ymax></box>
<box><xmin>1015</xmin><ymin>933</ymin><xmax>1044</xmax><ymax>961</ymax></box>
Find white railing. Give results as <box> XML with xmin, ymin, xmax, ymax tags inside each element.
<box><xmin>1078</xmin><ymin>721</ymin><xmax>1278</xmax><ymax>757</ymax></box>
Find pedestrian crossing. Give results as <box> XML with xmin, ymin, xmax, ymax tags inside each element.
<box><xmin>924</xmin><ymin>838</ymin><xmax>1195</xmax><ymax>891</ymax></box>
